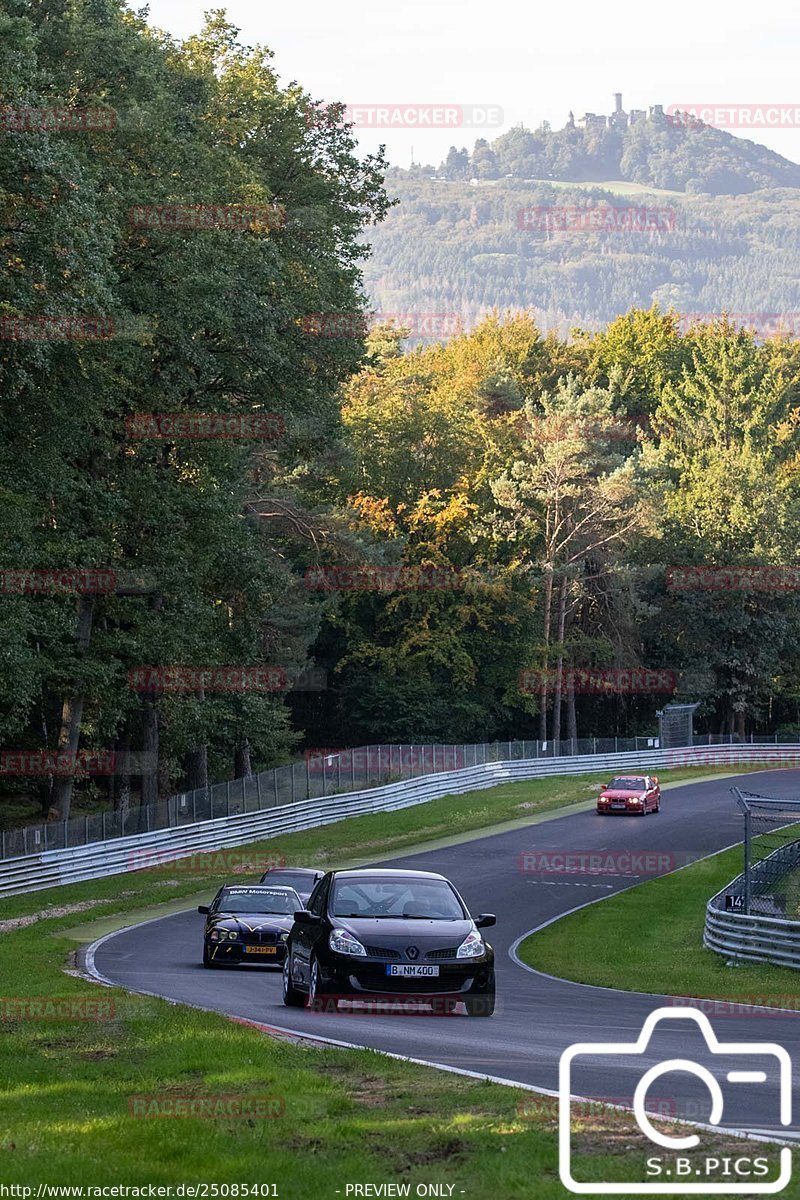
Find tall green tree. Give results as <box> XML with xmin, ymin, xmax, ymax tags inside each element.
<box><xmin>0</xmin><ymin>1</ymin><xmax>389</xmax><ymax>819</ymax></box>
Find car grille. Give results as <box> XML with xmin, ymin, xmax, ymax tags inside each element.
<box><xmin>426</xmin><ymin>947</ymin><xmax>457</xmax><ymax>961</ymax></box>
<box><xmin>240</xmin><ymin>930</ymin><xmax>280</xmax><ymax>945</ymax></box>
<box><xmin>365</xmin><ymin>945</ymin><xmax>402</xmax><ymax>960</ymax></box>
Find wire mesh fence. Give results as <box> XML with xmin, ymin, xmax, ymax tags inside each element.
<box><xmin>0</xmin><ymin>732</ymin><xmax>783</xmax><ymax>861</ymax></box>
<box><xmin>730</xmin><ymin>788</ymin><xmax>800</xmax><ymax>918</ymax></box>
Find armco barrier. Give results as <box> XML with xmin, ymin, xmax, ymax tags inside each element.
<box><xmin>4</xmin><ymin>735</ymin><xmax>785</xmax><ymax>861</ymax></box>
<box><xmin>704</xmin><ymin>832</ymin><xmax>800</xmax><ymax>971</ymax></box>
<box><xmin>705</xmin><ymin>904</ymin><xmax>800</xmax><ymax>971</ymax></box>
<box><xmin>2</xmin><ymin>744</ymin><xmax>799</xmax><ymax>899</ymax></box>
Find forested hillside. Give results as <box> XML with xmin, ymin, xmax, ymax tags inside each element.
<box><xmin>419</xmin><ymin>113</ymin><xmax>800</xmax><ymax>193</ymax></box>
<box><xmin>363</xmin><ymin>176</ymin><xmax>800</xmax><ymax>330</ymax></box>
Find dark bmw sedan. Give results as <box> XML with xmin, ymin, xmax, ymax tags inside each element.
<box><xmin>282</xmin><ymin>868</ymin><xmax>496</xmax><ymax>1016</ymax></box>
<box><xmin>199</xmin><ymin>884</ymin><xmax>302</xmax><ymax>968</ymax></box>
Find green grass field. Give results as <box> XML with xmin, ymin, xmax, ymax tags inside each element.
<box><xmin>470</xmin><ymin>177</ymin><xmax>686</xmax><ymax>198</ymax></box>
<box><xmin>1</xmin><ymin>763</ymin><xmax>793</xmax><ymax>1195</ymax></box>
<box><xmin>518</xmin><ymin>843</ymin><xmax>800</xmax><ymax>1001</ymax></box>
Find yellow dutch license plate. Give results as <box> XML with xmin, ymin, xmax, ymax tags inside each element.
<box><xmin>244</xmin><ymin>945</ymin><xmax>277</xmax><ymax>955</ymax></box>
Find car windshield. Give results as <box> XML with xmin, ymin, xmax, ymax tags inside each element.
<box><xmin>331</xmin><ymin>878</ymin><xmax>465</xmax><ymax>920</ymax></box>
<box><xmin>216</xmin><ymin>887</ymin><xmax>300</xmax><ymax>914</ymax></box>
<box><xmin>262</xmin><ymin>871</ymin><xmax>315</xmax><ymax>891</ymax></box>
<box><xmin>607</xmin><ymin>777</ymin><xmax>646</xmax><ymax>791</ymax></box>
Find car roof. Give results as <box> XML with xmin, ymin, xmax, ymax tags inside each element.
<box><xmin>262</xmin><ymin>867</ymin><xmax>320</xmax><ymax>876</ymax></box>
<box><xmin>220</xmin><ymin>883</ymin><xmax>299</xmax><ymax>893</ymax></box>
<box><xmin>330</xmin><ymin>868</ymin><xmax>448</xmax><ymax>881</ymax></box>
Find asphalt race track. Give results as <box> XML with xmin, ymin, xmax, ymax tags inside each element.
<box><xmin>88</xmin><ymin>770</ymin><xmax>800</xmax><ymax>1144</ymax></box>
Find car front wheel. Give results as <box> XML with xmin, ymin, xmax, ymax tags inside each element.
<box><xmin>464</xmin><ymin>975</ymin><xmax>495</xmax><ymax>1017</ymax></box>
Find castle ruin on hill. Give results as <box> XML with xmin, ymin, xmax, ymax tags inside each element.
<box><xmin>567</xmin><ymin>94</ymin><xmax>667</xmax><ymax>131</ymax></box>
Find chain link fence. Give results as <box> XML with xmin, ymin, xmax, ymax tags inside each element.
<box><xmin>727</xmin><ymin>788</ymin><xmax>800</xmax><ymax>918</ymax></box>
<box><xmin>0</xmin><ymin>732</ymin><xmax>783</xmax><ymax>861</ymax></box>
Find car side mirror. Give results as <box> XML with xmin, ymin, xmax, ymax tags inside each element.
<box><xmin>294</xmin><ymin>909</ymin><xmax>321</xmax><ymax>924</ymax></box>
<box><xmin>475</xmin><ymin>913</ymin><xmax>496</xmax><ymax>929</ymax></box>
<box><xmin>652</xmin><ymin>777</ymin><xmax>659</xmax><ymax>785</ymax></box>
<box><xmin>197</xmin><ymin>905</ymin><xmax>210</xmax><ymax>915</ymax></box>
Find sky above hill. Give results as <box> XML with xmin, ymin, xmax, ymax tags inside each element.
<box><xmin>138</xmin><ymin>0</ymin><xmax>800</xmax><ymax>169</ymax></box>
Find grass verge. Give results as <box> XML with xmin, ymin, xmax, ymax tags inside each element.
<box><xmin>0</xmin><ymin>764</ymin><xmax>791</xmax><ymax>1194</ymax></box>
<box><xmin>518</xmin><ymin>843</ymin><xmax>800</xmax><ymax>1001</ymax></box>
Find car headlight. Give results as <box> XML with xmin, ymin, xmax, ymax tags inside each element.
<box><xmin>227</xmin><ymin>930</ymin><xmax>238</xmax><ymax>940</ymax></box>
<box><xmin>455</xmin><ymin>931</ymin><xmax>489</xmax><ymax>960</ymax></box>
<box><xmin>456</xmin><ymin>930</ymin><xmax>485</xmax><ymax>959</ymax></box>
<box><xmin>209</xmin><ymin>931</ymin><xmax>220</xmax><ymax>942</ymax></box>
<box><xmin>280</xmin><ymin>931</ymin><xmax>290</xmax><ymax>942</ymax></box>
<box><xmin>329</xmin><ymin>928</ymin><xmax>367</xmax><ymax>956</ymax></box>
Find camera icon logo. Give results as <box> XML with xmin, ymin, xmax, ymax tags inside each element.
<box><xmin>559</xmin><ymin>1006</ymin><xmax>792</xmax><ymax>1194</ymax></box>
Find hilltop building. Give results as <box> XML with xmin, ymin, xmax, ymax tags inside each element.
<box><xmin>608</xmin><ymin>92</ymin><xmax>627</xmax><ymax>128</ymax></box>
<box><xmin>576</xmin><ymin>95</ymin><xmax>667</xmax><ymax>130</ymax></box>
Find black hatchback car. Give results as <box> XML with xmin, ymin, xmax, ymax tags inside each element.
<box><xmin>199</xmin><ymin>884</ymin><xmax>302</xmax><ymax>968</ymax></box>
<box><xmin>282</xmin><ymin>868</ymin><xmax>496</xmax><ymax>1016</ymax></box>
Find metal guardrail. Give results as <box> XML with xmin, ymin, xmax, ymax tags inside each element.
<box><xmin>2</xmin><ymin>742</ymin><xmax>799</xmax><ymax>899</ymax></box>
<box><xmin>1</xmin><ymin>733</ymin><xmax>785</xmax><ymax>861</ymax></box>
<box><xmin>705</xmin><ymin>808</ymin><xmax>800</xmax><ymax>970</ymax></box>
<box><xmin>704</xmin><ymin>904</ymin><xmax>800</xmax><ymax>971</ymax></box>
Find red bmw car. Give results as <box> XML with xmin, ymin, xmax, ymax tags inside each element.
<box><xmin>596</xmin><ymin>774</ymin><xmax>661</xmax><ymax>815</ymax></box>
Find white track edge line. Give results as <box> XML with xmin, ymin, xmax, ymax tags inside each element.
<box><xmin>508</xmin><ymin>834</ymin><xmax>800</xmax><ymax>1017</ymax></box>
<box><xmin>80</xmin><ymin>924</ymin><xmax>797</xmax><ymax>1147</ymax></box>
